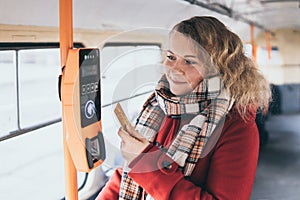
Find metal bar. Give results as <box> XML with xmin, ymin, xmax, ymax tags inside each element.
<box><xmin>250</xmin><ymin>24</ymin><xmax>257</xmax><ymax>62</ymax></box>
<box><xmin>182</xmin><ymin>0</ymin><xmax>275</xmax><ymax>36</ymax></box>
<box><xmin>0</xmin><ymin>89</ymin><xmax>153</xmax><ymax>142</ymax></box>
<box><xmin>15</xmin><ymin>51</ymin><xmax>21</xmax><ymax>130</ymax></box>
<box><xmin>0</xmin><ymin>118</ymin><xmax>62</xmax><ymax>142</ymax></box>
<box><xmin>103</xmin><ymin>42</ymin><xmax>162</xmax><ymax>48</ymax></box>
<box><xmin>59</xmin><ymin>0</ymin><xmax>78</xmax><ymax>200</ymax></box>
<box><xmin>282</xmin><ymin>64</ymin><xmax>300</xmax><ymax>67</ymax></box>
<box><xmin>102</xmin><ymin>90</ymin><xmax>153</xmax><ymax>108</ymax></box>
<box><xmin>266</xmin><ymin>31</ymin><xmax>271</xmax><ymax>60</ymax></box>
<box><xmin>0</xmin><ymin>42</ymin><xmax>84</xmax><ymax>50</ymax></box>
<box><xmin>59</xmin><ymin>0</ymin><xmax>73</xmax><ymax>70</ymax></box>
<box><xmin>260</xmin><ymin>0</ymin><xmax>298</xmax><ymax>4</ymax></box>
<box><xmin>183</xmin><ymin>0</ymin><xmax>232</xmax><ymax>16</ymax></box>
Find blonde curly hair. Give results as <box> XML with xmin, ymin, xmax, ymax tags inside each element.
<box><xmin>173</xmin><ymin>16</ymin><xmax>271</xmax><ymax>118</ymax></box>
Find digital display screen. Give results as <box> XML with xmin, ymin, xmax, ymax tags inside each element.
<box><xmin>81</xmin><ymin>64</ymin><xmax>98</xmax><ymax>78</ymax></box>
<box><xmin>79</xmin><ymin>49</ymin><xmax>101</xmax><ymax>128</ymax></box>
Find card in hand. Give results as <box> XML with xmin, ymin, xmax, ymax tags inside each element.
<box><xmin>114</xmin><ymin>103</ymin><xmax>132</xmax><ymax>131</ymax></box>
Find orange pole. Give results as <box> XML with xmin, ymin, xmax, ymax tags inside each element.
<box><xmin>60</xmin><ymin>0</ymin><xmax>73</xmax><ymax>67</ymax></box>
<box><xmin>59</xmin><ymin>0</ymin><xmax>78</xmax><ymax>200</ymax></box>
<box><xmin>266</xmin><ymin>31</ymin><xmax>271</xmax><ymax>60</ymax></box>
<box><xmin>250</xmin><ymin>23</ymin><xmax>257</xmax><ymax>62</ymax></box>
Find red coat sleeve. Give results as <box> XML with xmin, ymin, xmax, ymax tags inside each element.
<box><xmin>95</xmin><ymin>167</ymin><xmax>122</xmax><ymax>200</ymax></box>
<box><xmin>128</xmin><ymin>116</ymin><xmax>259</xmax><ymax>200</ymax></box>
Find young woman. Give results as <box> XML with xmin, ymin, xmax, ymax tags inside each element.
<box><xmin>97</xmin><ymin>16</ymin><xmax>271</xmax><ymax>200</ymax></box>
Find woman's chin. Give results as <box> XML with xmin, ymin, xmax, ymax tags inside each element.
<box><xmin>170</xmin><ymin>87</ymin><xmax>192</xmax><ymax>96</ymax></box>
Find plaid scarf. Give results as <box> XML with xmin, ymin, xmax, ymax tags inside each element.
<box><xmin>119</xmin><ymin>74</ymin><xmax>233</xmax><ymax>200</ymax></box>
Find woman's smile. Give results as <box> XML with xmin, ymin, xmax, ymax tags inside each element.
<box><xmin>167</xmin><ymin>74</ymin><xmax>188</xmax><ymax>85</ymax></box>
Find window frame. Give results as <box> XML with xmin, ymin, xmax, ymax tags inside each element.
<box><xmin>0</xmin><ymin>42</ymin><xmax>83</xmax><ymax>141</ymax></box>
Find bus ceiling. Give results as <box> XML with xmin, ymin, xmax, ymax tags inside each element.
<box><xmin>0</xmin><ymin>0</ymin><xmax>300</xmax><ymax>42</ymax></box>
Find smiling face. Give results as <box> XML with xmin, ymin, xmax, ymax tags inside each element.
<box><xmin>163</xmin><ymin>31</ymin><xmax>205</xmax><ymax>96</ymax></box>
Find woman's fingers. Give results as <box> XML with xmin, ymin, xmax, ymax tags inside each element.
<box><xmin>118</xmin><ymin>127</ymin><xmax>139</xmax><ymax>147</ymax></box>
<box><xmin>118</xmin><ymin>127</ymin><xmax>129</xmax><ymax>140</ymax></box>
<box><xmin>124</xmin><ymin>125</ymin><xmax>146</xmax><ymax>142</ymax></box>
<box><xmin>118</xmin><ymin>126</ymin><xmax>150</xmax><ymax>163</ymax></box>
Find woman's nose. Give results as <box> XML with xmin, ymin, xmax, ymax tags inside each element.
<box><xmin>170</xmin><ymin>60</ymin><xmax>184</xmax><ymax>74</ymax></box>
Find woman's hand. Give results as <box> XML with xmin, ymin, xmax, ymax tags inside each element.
<box><xmin>118</xmin><ymin>125</ymin><xmax>150</xmax><ymax>163</ymax></box>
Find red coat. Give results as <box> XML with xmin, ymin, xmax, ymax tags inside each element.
<box><xmin>97</xmin><ymin>109</ymin><xmax>259</xmax><ymax>200</ymax></box>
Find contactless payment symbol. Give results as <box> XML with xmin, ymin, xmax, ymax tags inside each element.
<box><xmin>85</xmin><ymin>100</ymin><xmax>96</xmax><ymax>119</ymax></box>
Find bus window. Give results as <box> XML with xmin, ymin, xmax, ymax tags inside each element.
<box><xmin>255</xmin><ymin>46</ymin><xmax>298</xmax><ymax>85</ymax></box>
<box><xmin>0</xmin><ymin>46</ymin><xmax>87</xmax><ymax>199</ymax></box>
<box><xmin>100</xmin><ymin>44</ymin><xmax>163</xmax><ymax>171</ymax></box>
<box><xmin>244</xmin><ymin>44</ymin><xmax>289</xmax><ymax>84</ymax></box>
<box><xmin>0</xmin><ymin>51</ymin><xmax>17</xmax><ymax>136</ymax></box>
<box><xmin>18</xmin><ymin>49</ymin><xmax>61</xmax><ymax>128</ymax></box>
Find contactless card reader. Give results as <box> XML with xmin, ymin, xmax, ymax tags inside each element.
<box><xmin>62</xmin><ymin>48</ymin><xmax>105</xmax><ymax>172</ymax></box>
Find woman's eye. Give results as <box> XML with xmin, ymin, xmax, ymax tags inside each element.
<box><xmin>166</xmin><ymin>55</ymin><xmax>176</xmax><ymax>61</ymax></box>
<box><xmin>185</xmin><ymin>60</ymin><xmax>196</xmax><ymax>65</ymax></box>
